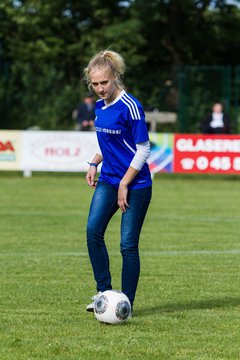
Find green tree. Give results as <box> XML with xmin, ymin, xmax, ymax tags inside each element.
<box><xmin>0</xmin><ymin>0</ymin><xmax>143</xmax><ymax>129</ymax></box>
<box><xmin>0</xmin><ymin>0</ymin><xmax>240</xmax><ymax>130</ymax></box>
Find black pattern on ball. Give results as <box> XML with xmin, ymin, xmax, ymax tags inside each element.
<box><xmin>94</xmin><ymin>295</ymin><xmax>108</xmax><ymax>314</ymax></box>
<box><xmin>115</xmin><ymin>300</ymin><xmax>131</xmax><ymax>320</ymax></box>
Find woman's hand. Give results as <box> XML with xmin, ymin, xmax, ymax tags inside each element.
<box><xmin>118</xmin><ymin>182</ymin><xmax>129</xmax><ymax>213</ymax></box>
<box><xmin>86</xmin><ymin>167</ymin><xmax>98</xmax><ymax>188</ymax></box>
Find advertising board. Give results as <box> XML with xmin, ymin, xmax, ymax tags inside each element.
<box><xmin>0</xmin><ymin>131</ymin><xmax>21</xmax><ymax>170</ymax></box>
<box><xmin>148</xmin><ymin>133</ymin><xmax>173</xmax><ymax>174</ymax></box>
<box><xmin>21</xmin><ymin>131</ymin><xmax>100</xmax><ymax>172</ymax></box>
<box><xmin>174</xmin><ymin>134</ymin><xmax>240</xmax><ymax>174</ymax></box>
<box><xmin>0</xmin><ymin>131</ymin><xmax>239</xmax><ymax>175</ymax></box>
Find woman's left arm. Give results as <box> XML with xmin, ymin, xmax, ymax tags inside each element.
<box><xmin>118</xmin><ymin>167</ymin><xmax>139</xmax><ymax>213</ymax></box>
<box><xmin>118</xmin><ymin>141</ymin><xmax>150</xmax><ymax>213</ymax></box>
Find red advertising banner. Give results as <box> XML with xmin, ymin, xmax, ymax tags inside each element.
<box><xmin>174</xmin><ymin>134</ymin><xmax>240</xmax><ymax>174</ymax></box>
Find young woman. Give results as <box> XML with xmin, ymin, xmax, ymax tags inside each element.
<box><xmin>84</xmin><ymin>50</ymin><xmax>152</xmax><ymax>313</ymax></box>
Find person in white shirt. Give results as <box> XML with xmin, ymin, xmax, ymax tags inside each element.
<box><xmin>202</xmin><ymin>102</ymin><xmax>230</xmax><ymax>134</ymax></box>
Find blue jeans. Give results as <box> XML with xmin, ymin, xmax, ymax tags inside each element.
<box><xmin>86</xmin><ymin>181</ymin><xmax>152</xmax><ymax>306</ymax></box>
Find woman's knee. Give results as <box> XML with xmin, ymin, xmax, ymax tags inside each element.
<box><xmin>120</xmin><ymin>241</ymin><xmax>139</xmax><ymax>255</ymax></box>
<box><xmin>120</xmin><ymin>229</ymin><xmax>140</xmax><ymax>253</ymax></box>
<box><xmin>86</xmin><ymin>223</ymin><xmax>102</xmax><ymax>244</ymax></box>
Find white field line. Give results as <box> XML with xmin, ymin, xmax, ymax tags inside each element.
<box><xmin>0</xmin><ymin>250</ymin><xmax>240</xmax><ymax>257</ymax></box>
<box><xmin>150</xmin><ymin>216</ymin><xmax>240</xmax><ymax>223</ymax></box>
<box><xmin>0</xmin><ymin>211</ymin><xmax>239</xmax><ymax>223</ymax></box>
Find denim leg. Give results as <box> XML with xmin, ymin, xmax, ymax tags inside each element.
<box><xmin>86</xmin><ymin>181</ymin><xmax>119</xmax><ymax>292</ymax></box>
<box><xmin>120</xmin><ymin>186</ymin><xmax>152</xmax><ymax>306</ymax></box>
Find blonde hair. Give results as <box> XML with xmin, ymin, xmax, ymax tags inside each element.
<box><xmin>84</xmin><ymin>50</ymin><xmax>126</xmax><ymax>91</ymax></box>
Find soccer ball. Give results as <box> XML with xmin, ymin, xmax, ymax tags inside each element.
<box><xmin>94</xmin><ymin>290</ymin><xmax>131</xmax><ymax>324</ymax></box>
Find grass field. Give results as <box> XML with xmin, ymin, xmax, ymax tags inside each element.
<box><xmin>1</xmin><ymin>173</ymin><xmax>240</xmax><ymax>360</ymax></box>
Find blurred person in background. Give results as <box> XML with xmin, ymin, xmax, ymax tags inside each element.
<box><xmin>83</xmin><ymin>50</ymin><xmax>152</xmax><ymax>314</ymax></box>
<box><xmin>72</xmin><ymin>92</ymin><xmax>95</xmax><ymax>131</ymax></box>
<box><xmin>202</xmin><ymin>102</ymin><xmax>231</xmax><ymax>134</ymax></box>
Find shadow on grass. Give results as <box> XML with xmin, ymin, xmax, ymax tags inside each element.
<box><xmin>137</xmin><ymin>297</ymin><xmax>240</xmax><ymax>317</ymax></box>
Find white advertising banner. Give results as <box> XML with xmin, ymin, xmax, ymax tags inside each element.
<box><xmin>21</xmin><ymin>131</ymin><xmax>100</xmax><ymax>172</ymax></box>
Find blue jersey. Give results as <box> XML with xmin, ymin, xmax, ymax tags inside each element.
<box><xmin>95</xmin><ymin>90</ymin><xmax>152</xmax><ymax>189</ymax></box>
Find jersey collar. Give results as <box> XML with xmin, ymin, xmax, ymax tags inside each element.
<box><xmin>102</xmin><ymin>90</ymin><xmax>125</xmax><ymax>109</ymax></box>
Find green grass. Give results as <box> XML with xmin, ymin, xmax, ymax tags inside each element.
<box><xmin>0</xmin><ymin>173</ymin><xmax>240</xmax><ymax>359</ymax></box>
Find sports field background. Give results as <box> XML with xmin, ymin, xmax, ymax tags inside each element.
<box><xmin>1</xmin><ymin>173</ymin><xmax>240</xmax><ymax>359</ymax></box>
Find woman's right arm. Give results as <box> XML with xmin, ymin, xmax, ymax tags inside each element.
<box><xmin>86</xmin><ymin>153</ymin><xmax>103</xmax><ymax>188</ymax></box>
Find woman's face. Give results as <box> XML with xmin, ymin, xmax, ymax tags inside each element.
<box><xmin>90</xmin><ymin>68</ymin><xmax>120</xmax><ymax>104</ymax></box>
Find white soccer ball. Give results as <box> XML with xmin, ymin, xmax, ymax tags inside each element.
<box><xmin>94</xmin><ymin>290</ymin><xmax>131</xmax><ymax>324</ymax></box>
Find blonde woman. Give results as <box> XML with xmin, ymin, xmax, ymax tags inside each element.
<box><xmin>84</xmin><ymin>50</ymin><xmax>152</xmax><ymax>314</ymax></box>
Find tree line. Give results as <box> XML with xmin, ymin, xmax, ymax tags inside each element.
<box><xmin>1</xmin><ymin>0</ymin><xmax>240</xmax><ymax>131</ymax></box>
